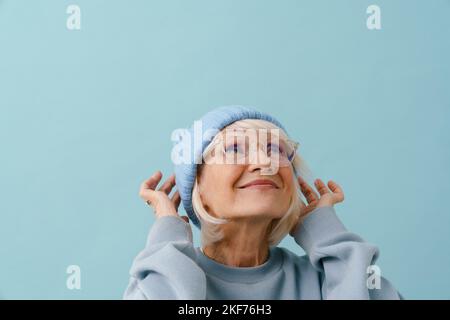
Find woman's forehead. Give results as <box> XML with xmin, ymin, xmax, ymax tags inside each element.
<box><xmin>217</xmin><ymin>126</ymin><xmax>286</xmax><ymax>141</ymax></box>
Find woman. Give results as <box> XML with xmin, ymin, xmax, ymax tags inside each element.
<box><xmin>124</xmin><ymin>105</ymin><xmax>402</xmax><ymax>299</ymax></box>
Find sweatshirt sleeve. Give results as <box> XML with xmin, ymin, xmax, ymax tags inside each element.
<box><xmin>292</xmin><ymin>206</ymin><xmax>403</xmax><ymax>300</ymax></box>
<box><xmin>123</xmin><ymin>215</ymin><xmax>207</xmax><ymax>300</ymax></box>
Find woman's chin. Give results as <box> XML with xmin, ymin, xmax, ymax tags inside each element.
<box><xmin>236</xmin><ymin>203</ymin><xmax>285</xmax><ymax>218</ymax></box>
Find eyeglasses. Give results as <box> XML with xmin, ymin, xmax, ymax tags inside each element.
<box><xmin>202</xmin><ymin>129</ymin><xmax>299</xmax><ymax>167</ymax></box>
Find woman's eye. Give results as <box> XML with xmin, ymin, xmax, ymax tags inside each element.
<box><xmin>225</xmin><ymin>143</ymin><xmax>243</xmax><ymax>154</ymax></box>
<box><xmin>267</xmin><ymin>143</ymin><xmax>283</xmax><ymax>155</ymax></box>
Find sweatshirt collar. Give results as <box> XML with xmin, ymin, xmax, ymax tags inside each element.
<box><xmin>195</xmin><ymin>246</ymin><xmax>283</xmax><ymax>283</ymax></box>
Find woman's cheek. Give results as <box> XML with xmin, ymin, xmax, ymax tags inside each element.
<box><xmin>280</xmin><ymin>171</ymin><xmax>294</xmax><ymax>192</ymax></box>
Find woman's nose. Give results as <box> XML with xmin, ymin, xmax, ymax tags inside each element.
<box><xmin>246</xmin><ymin>148</ymin><xmax>272</xmax><ymax>171</ymax></box>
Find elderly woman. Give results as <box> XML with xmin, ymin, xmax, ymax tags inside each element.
<box><xmin>124</xmin><ymin>106</ymin><xmax>402</xmax><ymax>300</ymax></box>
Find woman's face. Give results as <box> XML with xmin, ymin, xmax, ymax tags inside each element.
<box><xmin>197</xmin><ymin>130</ymin><xmax>296</xmax><ymax>221</ymax></box>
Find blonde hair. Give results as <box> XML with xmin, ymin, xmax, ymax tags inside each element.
<box><xmin>192</xmin><ymin>119</ymin><xmax>311</xmax><ymax>247</ymax></box>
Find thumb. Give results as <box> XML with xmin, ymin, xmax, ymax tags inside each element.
<box><xmin>139</xmin><ymin>189</ymin><xmax>158</xmax><ymax>204</ymax></box>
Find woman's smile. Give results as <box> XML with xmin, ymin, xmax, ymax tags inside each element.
<box><xmin>237</xmin><ymin>179</ymin><xmax>280</xmax><ymax>190</ymax></box>
<box><xmin>239</xmin><ymin>184</ymin><xmax>278</xmax><ymax>191</ymax></box>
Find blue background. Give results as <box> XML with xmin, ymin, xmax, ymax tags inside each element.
<box><xmin>0</xmin><ymin>0</ymin><xmax>449</xmax><ymax>299</ymax></box>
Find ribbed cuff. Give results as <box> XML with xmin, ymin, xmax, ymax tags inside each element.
<box><xmin>146</xmin><ymin>215</ymin><xmax>193</xmax><ymax>246</ymax></box>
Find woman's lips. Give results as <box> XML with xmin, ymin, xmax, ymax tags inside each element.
<box><xmin>238</xmin><ymin>179</ymin><xmax>279</xmax><ymax>189</ymax></box>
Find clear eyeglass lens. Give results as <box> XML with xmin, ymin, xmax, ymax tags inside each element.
<box><xmin>220</xmin><ymin>136</ymin><xmax>296</xmax><ymax>166</ymax></box>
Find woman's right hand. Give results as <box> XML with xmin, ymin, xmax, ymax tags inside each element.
<box><xmin>139</xmin><ymin>171</ymin><xmax>189</xmax><ymax>223</ymax></box>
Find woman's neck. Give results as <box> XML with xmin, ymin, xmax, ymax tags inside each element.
<box><xmin>202</xmin><ymin>218</ymin><xmax>273</xmax><ymax>267</ymax></box>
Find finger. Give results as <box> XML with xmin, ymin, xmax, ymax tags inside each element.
<box><xmin>328</xmin><ymin>180</ymin><xmax>342</xmax><ymax>193</ymax></box>
<box><xmin>298</xmin><ymin>176</ymin><xmax>319</xmax><ymax>204</ymax></box>
<box><xmin>158</xmin><ymin>174</ymin><xmax>176</xmax><ymax>194</ymax></box>
<box><xmin>141</xmin><ymin>171</ymin><xmax>163</xmax><ymax>191</ymax></box>
<box><xmin>328</xmin><ymin>180</ymin><xmax>345</xmax><ymax>202</ymax></box>
<box><xmin>139</xmin><ymin>172</ymin><xmax>163</xmax><ymax>201</ymax></box>
<box><xmin>314</xmin><ymin>179</ymin><xmax>330</xmax><ymax>196</ymax></box>
<box><xmin>171</xmin><ymin>190</ymin><xmax>181</xmax><ymax>209</ymax></box>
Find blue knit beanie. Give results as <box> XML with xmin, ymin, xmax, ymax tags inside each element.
<box><xmin>173</xmin><ymin>105</ymin><xmax>289</xmax><ymax>229</ymax></box>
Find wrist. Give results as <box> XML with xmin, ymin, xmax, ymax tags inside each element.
<box><xmin>156</xmin><ymin>212</ymin><xmax>179</xmax><ymax>218</ymax></box>
<box><xmin>317</xmin><ymin>201</ymin><xmax>335</xmax><ymax>208</ymax></box>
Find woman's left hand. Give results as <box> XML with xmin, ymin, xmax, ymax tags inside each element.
<box><xmin>289</xmin><ymin>177</ymin><xmax>345</xmax><ymax>236</ymax></box>
<box><xmin>311</xmin><ymin>178</ymin><xmax>345</xmax><ymax>209</ymax></box>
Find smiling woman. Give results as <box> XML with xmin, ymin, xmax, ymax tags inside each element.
<box><xmin>124</xmin><ymin>105</ymin><xmax>403</xmax><ymax>300</ymax></box>
<box><xmin>191</xmin><ymin>119</ymin><xmax>304</xmax><ymax>250</ymax></box>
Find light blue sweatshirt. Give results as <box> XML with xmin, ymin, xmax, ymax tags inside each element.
<box><xmin>124</xmin><ymin>206</ymin><xmax>402</xmax><ymax>299</ymax></box>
